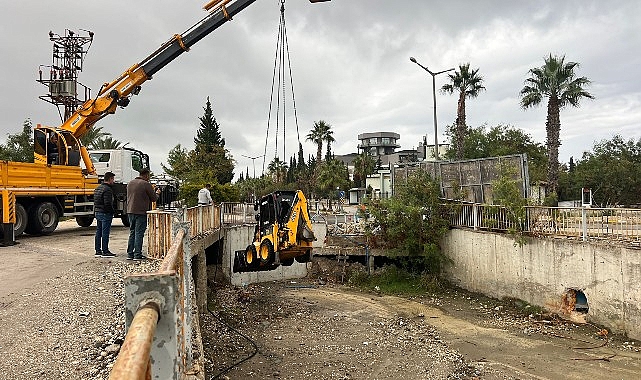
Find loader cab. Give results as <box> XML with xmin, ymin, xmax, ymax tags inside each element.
<box><xmin>256</xmin><ymin>191</ymin><xmax>296</xmax><ymax>237</ymax></box>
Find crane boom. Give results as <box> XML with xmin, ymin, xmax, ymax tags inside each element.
<box><xmin>37</xmin><ymin>0</ymin><xmax>328</xmax><ymax>174</ymax></box>
<box><xmin>59</xmin><ymin>0</ymin><xmax>257</xmax><ymax>139</ymax></box>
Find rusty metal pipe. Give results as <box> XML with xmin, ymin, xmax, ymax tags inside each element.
<box><xmin>109</xmin><ymin>303</ymin><xmax>160</xmax><ymax>380</ymax></box>
<box><xmin>159</xmin><ymin>228</ymin><xmax>186</xmax><ymax>272</ymax></box>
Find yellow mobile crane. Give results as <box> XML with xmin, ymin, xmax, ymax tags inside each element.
<box><xmin>0</xmin><ymin>0</ymin><xmax>329</xmax><ymax>243</ymax></box>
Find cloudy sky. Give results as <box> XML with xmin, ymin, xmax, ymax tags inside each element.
<box><xmin>1</xmin><ymin>0</ymin><xmax>640</xmax><ymax>179</ymax></box>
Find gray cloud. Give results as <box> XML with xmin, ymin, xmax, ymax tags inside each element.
<box><xmin>1</xmin><ymin>0</ymin><xmax>639</xmax><ymax>177</ymax></box>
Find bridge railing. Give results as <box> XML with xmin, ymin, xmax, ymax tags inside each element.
<box><xmin>147</xmin><ymin>204</ymin><xmax>221</xmax><ymax>259</ymax></box>
<box><xmin>449</xmin><ymin>203</ymin><xmax>641</xmax><ymax>243</ymax></box>
<box><xmin>109</xmin><ymin>224</ymin><xmax>194</xmax><ymax>379</ymax></box>
<box><xmin>220</xmin><ymin>202</ymin><xmax>255</xmax><ymax>225</ymax></box>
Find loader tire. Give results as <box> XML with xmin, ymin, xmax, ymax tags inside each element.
<box><xmin>259</xmin><ymin>240</ymin><xmax>275</xmax><ymax>265</ymax></box>
<box><xmin>245</xmin><ymin>245</ymin><xmax>259</xmax><ymax>268</ymax></box>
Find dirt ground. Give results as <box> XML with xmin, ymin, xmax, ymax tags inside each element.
<box><xmin>202</xmin><ymin>273</ymin><xmax>641</xmax><ymax>380</ymax></box>
<box><xmin>1</xmin><ymin>220</ymin><xmax>640</xmax><ymax>379</ymax></box>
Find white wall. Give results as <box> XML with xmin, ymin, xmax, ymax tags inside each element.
<box><xmin>443</xmin><ymin>229</ymin><xmax>641</xmax><ymax>339</ymax></box>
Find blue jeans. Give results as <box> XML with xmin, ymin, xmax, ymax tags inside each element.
<box><xmin>127</xmin><ymin>213</ymin><xmax>148</xmax><ymax>259</ymax></box>
<box><xmin>95</xmin><ymin>212</ymin><xmax>114</xmax><ymax>253</ymax></box>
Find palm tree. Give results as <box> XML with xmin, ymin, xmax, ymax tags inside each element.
<box><xmin>324</xmin><ymin>128</ymin><xmax>335</xmax><ymax>160</ymax></box>
<box><xmin>93</xmin><ymin>136</ymin><xmax>123</xmax><ymax>149</ymax></box>
<box><xmin>520</xmin><ymin>54</ymin><xmax>594</xmax><ymax>197</ymax></box>
<box><xmin>80</xmin><ymin>125</ymin><xmax>111</xmax><ymax>148</ymax></box>
<box><xmin>267</xmin><ymin>157</ymin><xmax>288</xmax><ymax>183</ymax></box>
<box><xmin>316</xmin><ymin>158</ymin><xmax>349</xmax><ymax>210</ymax></box>
<box><xmin>441</xmin><ymin>63</ymin><xmax>485</xmax><ymax>160</ymax></box>
<box><xmin>306</xmin><ymin>120</ymin><xmax>332</xmax><ymax>162</ymax></box>
<box><xmin>353</xmin><ymin>152</ymin><xmax>376</xmax><ymax>188</ymax></box>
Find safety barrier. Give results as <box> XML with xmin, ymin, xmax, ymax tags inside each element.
<box><xmin>220</xmin><ymin>202</ymin><xmax>255</xmax><ymax>225</ymax></box>
<box><xmin>449</xmin><ymin>203</ymin><xmax>641</xmax><ymax>243</ymax></box>
<box><xmin>147</xmin><ymin>204</ymin><xmax>221</xmax><ymax>259</ymax></box>
<box><xmin>109</xmin><ymin>224</ymin><xmax>194</xmax><ymax>379</ymax></box>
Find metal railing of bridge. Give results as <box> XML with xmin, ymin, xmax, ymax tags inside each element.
<box><xmin>147</xmin><ymin>204</ymin><xmax>222</xmax><ymax>259</ymax></box>
<box><xmin>111</xmin><ymin>203</ymin><xmax>255</xmax><ymax>379</ymax></box>
<box><xmin>109</xmin><ymin>223</ymin><xmax>193</xmax><ymax>379</ymax></box>
<box><xmin>449</xmin><ymin>203</ymin><xmax>641</xmax><ymax>244</ymax></box>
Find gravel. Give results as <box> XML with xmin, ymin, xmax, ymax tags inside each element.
<box><xmin>0</xmin><ymin>258</ymin><xmax>160</xmax><ymax>380</ymax></box>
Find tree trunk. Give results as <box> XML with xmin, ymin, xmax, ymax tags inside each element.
<box><xmin>316</xmin><ymin>142</ymin><xmax>323</xmax><ymax>163</ymax></box>
<box><xmin>455</xmin><ymin>92</ymin><xmax>467</xmax><ymax>160</ymax></box>
<box><xmin>546</xmin><ymin>96</ymin><xmax>561</xmax><ymax>200</ymax></box>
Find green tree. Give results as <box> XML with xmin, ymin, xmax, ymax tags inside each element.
<box><xmin>187</xmin><ymin>145</ymin><xmax>235</xmax><ymax>185</ymax></box>
<box><xmin>490</xmin><ymin>163</ymin><xmax>529</xmax><ymax>246</ymax></box>
<box><xmin>194</xmin><ymin>96</ymin><xmax>225</xmax><ymax>149</ymax></box>
<box><xmin>324</xmin><ymin>127</ymin><xmax>335</xmax><ymax>161</ymax></box>
<box><xmin>267</xmin><ymin>157</ymin><xmax>288</xmax><ymax>184</ymax></box>
<box><xmin>441</xmin><ymin>63</ymin><xmax>486</xmax><ymax>160</ymax></box>
<box><xmin>161</xmin><ymin>144</ymin><xmax>190</xmax><ymax>182</ymax></box>
<box><xmin>445</xmin><ymin>123</ymin><xmax>547</xmax><ymax>183</ymax></box>
<box><xmin>565</xmin><ymin>135</ymin><xmax>641</xmax><ymax>206</ymax></box>
<box><xmin>0</xmin><ymin>119</ymin><xmax>34</xmax><ymax>162</ymax></box>
<box><xmin>365</xmin><ymin>170</ymin><xmax>450</xmax><ymax>274</ymax></box>
<box><xmin>316</xmin><ymin>158</ymin><xmax>349</xmax><ymax>209</ymax></box>
<box><xmin>352</xmin><ymin>152</ymin><xmax>376</xmax><ymax>188</ymax></box>
<box><xmin>80</xmin><ymin>125</ymin><xmax>111</xmax><ymax>148</ymax></box>
<box><xmin>93</xmin><ymin>136</ymin><xmax>123</xmax><ymax>149</ymax></box>
<box><xmin>520</xmin><ymin>54</ymin><xmax>594</xmax><ymax>198</ymax></box>
<box><xmin>306</xmin><ymin>120</ymin><xmax>333</xmax><ymax>162</ymax></box>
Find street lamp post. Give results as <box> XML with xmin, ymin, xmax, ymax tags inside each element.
<box><xmin>409</xmin><ymin>57</ymin><xmax>454</xmax><ymax>161</ymax></box>
<box><xmin>241</xmin><ymin>154</ymin><xmax>265</xmax><ymax>178</ymax></box>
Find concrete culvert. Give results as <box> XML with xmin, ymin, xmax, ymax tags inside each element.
<box><xmin>563</xmin><ymin>288</ymin><xmax>589</xmax><ymax>314</ymax></box>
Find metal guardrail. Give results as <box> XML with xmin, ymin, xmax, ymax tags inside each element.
<box><xmin>109</xmin><ymin>225</ymin><xmax>194</xmax><ymax>379</ymax></box>
<box><xmin>147</xmin><ymin>204</ymin><xmax>221</xmax><ymax>259</ymax></box>
<box><xmin>220</xmin><ymin>202</ymin><xmax>255</xmax><ymax>225</ymax></box>
<box><xmin>449</xmin><ymin>203</ymin><xmax>641</xmax><ymax>243</ymax></box>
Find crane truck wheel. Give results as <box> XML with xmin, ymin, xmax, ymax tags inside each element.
<box><xmin>14</xmin><ymin>203</ymin><xmax>28</xmax><ymax>236</ymax></box>
<box><xmin>76</xmin><ymin>216</ymin><xmax>94</xmax><ymax>227</ymax></box>
<box><xmin>26</xmin><ymin>202</ymin><xmax>59</xmax><ymax>235</ymax></box>
<box><xmin>245</xmin><ymin>244</ymin><xmax>259</xmax><ymax>268</ymax></box>
<box><xmin>259</xmin><ymin>240</ymin><xmax>275</xmax><ymax>265</ymax></box>
<box><xmin>281</xmin><ymin>258</ymin><xmax>295</xmax><ymax>266</ymax></box>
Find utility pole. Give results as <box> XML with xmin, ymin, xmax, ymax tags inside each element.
<box><xmin>409</xmin><ymin>57</ymin><xmax>454</xmax><ymax>161</ymax></box>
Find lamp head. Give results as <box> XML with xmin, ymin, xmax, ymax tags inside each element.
<box><xmin>409</xmin><ymin>57</ymin><xmax>417</xmax><ymax>63</ymax></box>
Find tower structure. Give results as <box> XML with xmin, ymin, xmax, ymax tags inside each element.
<box><xmin>37</xmin><ymin>29</ymin><xmax>94</xmax><ymax>121</ymax></box>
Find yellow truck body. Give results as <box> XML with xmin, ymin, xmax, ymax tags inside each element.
<box><xmin>0</xmin><ymin>161</ymin><xmax>98</xmax><ymax>237</ymax></box>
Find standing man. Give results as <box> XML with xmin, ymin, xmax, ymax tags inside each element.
<box><xmin>126</xmin><ymin>168</ymin><xmax>160</xmax><ymax>261</ymax></box>
<box><xmin>198</xmin><ymin>183</ymin><xmax>213</xmax><ymax>205</ymax></box>
<box><xmin>94</xmin><ymin>171</ymin><xmax>116</xmax><ymax>258</ymax></box>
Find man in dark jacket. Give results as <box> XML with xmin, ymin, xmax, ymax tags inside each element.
<box><xmin>94</xmin><ymin>171</ymin><xmax>116</xmax><ymax>258</ymax></box>
<box><xmin>126</xmin><ymin>168</ymin><xmax>160</xmax><ymax>261</ymax></box>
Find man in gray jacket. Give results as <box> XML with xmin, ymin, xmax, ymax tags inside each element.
<box><xmin>126</xmin><ymin>168</ymin><xmax>160</xmax><ymax>261</ymax></box>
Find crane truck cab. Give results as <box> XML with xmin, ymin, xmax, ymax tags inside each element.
<box><xmin>77</xmin><ymin>147</ymin><xmax>151</xmax><ymax>227</ymax></box>
<box><xmin>236</xmin><ymin>190</ymin><xmax>315</xmax><ymax>272</ymax></box>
